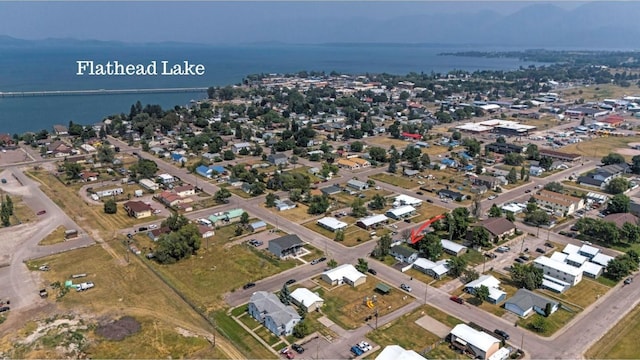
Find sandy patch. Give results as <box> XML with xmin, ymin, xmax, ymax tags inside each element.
<box><xmin>616</xmin><ymin>148</ymin><xmax>640</xmax><ymax>156</ymax></box>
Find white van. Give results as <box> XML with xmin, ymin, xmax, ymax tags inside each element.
<box><xmin>198</xmin><ymin>218</ymin><xmax>212</xmax><ymax>227</ymax></box>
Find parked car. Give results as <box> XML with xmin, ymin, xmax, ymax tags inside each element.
<box><xmin>519</xmin><ymin>255</ymin><xmax>530</xmax><ymax>261</ymax></box>
<box><xmin>450</xmin><ymin>296</ymin><xmax>464</xmax><ymax>304</ymax></box>
<box><xmin>426</xmin><ymin>199</ymin><xmax>434</xmax><ymax>203</ymax></box>
<box><xmin>484</xmin><ymin>252</ymin><xmax>497</xmax><ymax>259</ymax></box>
<box><xmin>515</xmin><ymin>258</ymin><xmax>526</xmax><ymax>263</ymax></box>
<box><xmin>284</xmin><ymin>350</ymin><xmax>295</xmax><ymax>359</ymax></box>
<box><xmin>625</xmin><ymin>277</ymin><xmax>633</xmax><ymax>285</ymax></box>
<box><xmin>416</xmin><ymin>191</ymin><xmax>424</xmax><ymax>195</ymax></box>
<box><xmin>291</xmin><ymin>344</ymin><xmax>304</xmax><ymax>354</ymax></box>
<box><xmin>570</xmin><ymin>225</ymin><xmax>579</xmax><ymax>231</ymax></box>
<box><xmin>494</xmin><ymin>329</ymin><xmax>510</xmax><ymax>340</ymax></box>
<box><xmin>544</xmin><ymin>242</ymin><xmax>554</xmax><ymax>248</ymax></box>
<box><xmin>404</xmin><ymin>219</ymin><xmax>411</xmax><ymax>223</ymax></box>
<box><xmin>285</xmin><ymin>279</ymin><xmax>296</xmax><ymax>286</ymax></box>
<box><xmin>138</xmin><ymin>226</ymin><xmax>148</xmax><ymax>232</ymax></box>
<box><xmin>0</xmin><ymin>306</ymin><xmax>9</xmax><ymax>313</ymax></box>
<box><xmin>400</xmin><ymin>283</ymin><xmax>412</xmax><ymax>292</ymax></box>
<box><xmin>358</xmin><ymin>341</ymin><xmax>372</xmax><ymax>352</ymax></box>
<box><xmin>148</xmin><ymin>224</ymin><xmax>158</xmax><ymax>229</ymax></box>
<box><xmin>523</xmin><ymin>248</ymin><xmax>529</xmax><ymax>253</ymax></box>
<box><xmin>496</xmin><ymin>246</ymin><xmax>510</xmax><ymax>253</ymax></box>
<box><xmin>310</xmin><ymin>259</ymin><xmax>320</xmax><ymax>265</ymax></box>
<box><xmin>350</xmin><ymin>345</ymin><xmax>364</xmax><ymax>356</ymax></box>
<box><xmin>36</xmin><ymin>210</ymin><xmax>46</xmax><ymax>215</ymax></box>
<box><xmin>243</xmin><ymin>282</ymin><xmax>256</xmax><ymax>290</ymax></box>
<box><xmin>367</xmin><ymin>268</ymin><xmax>377</xmax><ymax>275</ymax></box>
<box><xmin>524</xmin><ymin>189</ymin><xmax>531</xmax><ymax>193</ymax></box>
<box><xmin>535</xmin><ymin>248</ymin><xmax>545</xmax><ymax>254</ymax></box>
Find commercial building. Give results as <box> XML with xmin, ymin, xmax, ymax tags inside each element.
<box><xmin>533</xmin><ymin>190</ymin><xmax>584</xmax><ymax>215</ymax></box>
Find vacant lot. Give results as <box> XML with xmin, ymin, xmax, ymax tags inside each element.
<box><xmin>268</xmin><ymin>203</ymin><xmax>316</xmax><ymax>223</ymax></box>
<box><xmin>20</xmin><ymin>245</ymin><xmax>229</xmax><ymax>359</ymax></box>
<box><xmin>38</xmin><ymin>226</ymin><xmax>67</xmax><ymax>246</ymax></box>
<box><xmin>408</xmin><ymin>204</ymin><xmax>448</xmax><ymax>224</ymax></box>
<box><xmin>366</xmin><ymin>137</ymin><xmax>415</xmax><ymax>149</ymax></box>
<box><xmin>370</xmin><ymin>173</ymin><xmax>419</xmax><ymax>189</ymax></box>
<box><xmin>316</xmin><ymin>280</ymin><xmax>413</xmax><ymax>330</ymax></box>
<box><xmin>367</xmin><ymin>305</ymin><xmax>442</xmax><ymax>354</ymax></box>
<box><xmin>561</xmin><ymin>136</ymin><xmax>637</xmax><ymax>159</ymax></box>
<box><xmin>585</xmin><ymin>302</ymin><xmax>640</xmax><ymax>359</ymax></box>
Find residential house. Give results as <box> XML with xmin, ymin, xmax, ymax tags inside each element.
<box><xmin>412</xmin><ymin>258</ymin><xmax>449</xmax><ymax>279</ymax></box>
<box><xmin>438</xmin><ymin>189</ymin><xmax>466</xmax><ymax>201</ymax></box>
<box><xmin>401</xmin><ymin>132</ymin><xmax>422</xmax><ymax>141</ymax></box>
<box><xmin>464</xmin><ymin>275</ymin><xmax>507</xmax><ymax>304</ymax></box>
<box><xmin>356</xmin><ymin>214</ymin><xmax>389</xmax><ymax>230</ymax></box>
<box><xmin>53</xmin><ymin>124</ymin><xmax>69</xmax><ymax>136</ymax></box>
<box><xmin>274</xmin><ymin>199</ymin><xmax>297</xmax><ymax>211</ymax></box>
<box><xmin>386</xmin><ymin>205</ymin><xmax>416</xmax><ymax>220</ymax></box>
<box><xmin>198</xmin><ymin>225</ymin><xmax>215</xmax><ymax>239</ymax></box>
<box><xmin>147</xmin><ymin>226</ymin><xmax>171</xmax><ymax>241</ymax></box>
<box><xmin>350</xmin><ymin>157</ymin><xmax>371</xmax><ymax>168</ymax></box>
<box><xmin>156</xmin><ymin>191</ymin><xmax>185</xmax><ymax>207</ymax></box>
<box><xmin>533</xmin><ymin>190</ymin><xmax>584</xmax><ymax>216</ymax></box>
<box><xmin>578</xmin><ymin>163</ymin><xmax>630</xmax><ymax>189</ymax></box>
<box><xmin>196</xmin><ymin>165</ymin><xmax>215</xmax><ymax>179</ymax></box>
<box><xmin>393</xmin><ymin>194</ymin><xmax>422</xmax><ymax>207</ymax></box>
<box><xmin>504</xmin><ymin>289</ymin><xmax>559</xmax><ymax>317</ymax></box>
<box><xmin>337</xmin><ymin>158</ymin><xmax>359</xmax><ymax>170</ymax></box>
<box><xmin>321</xmin><ymin>264</ymin><xmax>367</xmax><ymax>287</ymax></box>
<box><xmin>478</xmin><ymin>217</ymin><xmax>517</xmax><ymax>241</ymax></box>
<box><xmin>317</xmin><ymin>217</ymin><xmax>348</xmax><ymax>232</ymax></box>
<box><xmin>603</xmin><ymin>213</ymin><xmax>639</xmax><ymax>230</ymax></box>
<box><xmin>320</xmin><ymin>185</ymin><xmax>342</xmax><ymax>196</ymax></box>
<box><xmin>80</xmin><ymin>171</ymin><xmax>99</xmax><ymax>182</ymax></box>
<box><xmin>449</xmin><ymin>324</ymin><xmax>501</xmax><ymax>360</ymax></box>
<box><xmin>171</xmin><ymin>153</ymin><xmax>187</xmax><ymax>164</ymax></box>
<box><xmin>441</xmin><ymin>239</ymin><xmax>467</xmax><ymax>256</ymax></box>
<box><xmin>175</xmin><ymin>184</ymin><xmax>196</xmax><ymax>197</ymax></box>
<box><xmin>267</xmin><ymin>153</ymin><xmax>288</xmax><ymax>166</ymax></box>
<box><xmin>529</xmin><ymin>166</ymin><xmax>544</xmax><ymax>177</ymax></box>
<box><xmin>248</xmin><ymin>291</ymin><xmax>301</xmax><ymax>336</ymax></box>
<box><xmin>232</xmin><ymin>142</ymin><xmax>252</xmax><ymax>154</ymax></box>
<box><xmin>268</xmin><ymin>234</ymin><xmax>304</xmax><ymax>258</ymax></box>
<box><xmin>47</xmin><ymin>141</ymin><xmax>74</xmax><ymax>157</ymax></box>
<box><xmin>157</xmin><ymin>173</ymin><xmax>175</xmax><ymax>184</ymax></box>
<box><xmin>346</xmin><ymin>179</ymin><xmax>369</xmax><ymax>191</ymax></box>
<box><xmin>471</xmin><ymin>185</ymin><xmax>488</xmax><ymax>195</ymax></box>
<box><xmin>123</xmin><ymin>201</ymin><xmax>152</xmax><ymax>219</ymax></box>
<box><xmin>139</xmin><ymin>178</ymin><xmax>159</xmax><ymax>191</ymax></box>
<box><xmin>390</xmin><ymin>245</ymin><xmax>419</xmax><ymax>264</ymax></box>
<box><xmin>440</xmin><ymin>158</ymin><xmax>457</xmax><ymax>168</ymax></box>
<box><xmin>290</xmin><ymin>288</ymin><xmax>324</xmax><ymax>313</ymax></box>
<box><xmin>472</xmin><ymin>175</ymin><xmax>500</xmax><ymax>190</ymax></box>
<box><xmin>375</xmin><ymin>345</ymin><xmax>427</xmax><ymax>360</ymax></box>
<box><xmin>208</xmin><ymin>208</ymin><xmax>245</xmax><ymax>224</ymax></box>
<box><xmin>249</xmin><ymin>220</ymin><xmax>267</xmax><ymax>232</ymax></box>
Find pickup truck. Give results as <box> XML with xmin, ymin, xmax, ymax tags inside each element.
<box><xmin>76</xmin><ymin>282</ymin><xmax>95</xmax><ymax>291</ymax></box>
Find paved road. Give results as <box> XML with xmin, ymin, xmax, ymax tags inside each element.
<box><xmin>108</xmin><ymin>136</ymin><xmax>640</xmax><ymax>359</ymax></box>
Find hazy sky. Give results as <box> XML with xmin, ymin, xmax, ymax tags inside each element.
<box><xmin>0</xmin><ymin>1</ymin><xmax>586</xmax><ymax>44</ymax></box>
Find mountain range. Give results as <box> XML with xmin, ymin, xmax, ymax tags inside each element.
<box><xmin>1</xmin><ymin>2</ymin><xmax>639</xmax><ymax>49</ymax></box>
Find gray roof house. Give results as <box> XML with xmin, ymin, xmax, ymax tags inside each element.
<box><xmin>390</xmin><ymin>245</ymin><xmax>419</xmax><ymax>264</ymax></box>
<box><xmin>268</xmin><ymin>234</ymin><xmax>304</xmax><ymax>258</ymax></box>
<box><xmin>346</xmin><ymin>179</ymin><xmax>369</xmax><ymax>191</ymax></box>
<box><xmin>321</xmin><ymin>185</ymin><xmax>342</xmax><ymax>196</ymax></box>
<box><xmin>268</xmin><ymin>153</ymin><xmax>288</xmax><ymax>166</ymax></box>
<box><xmin>504</xmin><ymin>288</ymin><xmax>559</xmax><ymax>317</ymax></box>
<box><xmin>248</xmin><ymin>291</ymin><xmax>301</xmax><ymax>336</ymax></box>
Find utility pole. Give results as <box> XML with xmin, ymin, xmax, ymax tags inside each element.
<box><xmin>375</xmin><ymin>309</ymin><xmax>379</xmax><ymax>330</ymax></box>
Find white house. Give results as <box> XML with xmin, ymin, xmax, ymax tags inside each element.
<box><xmin>274</xmin><ymin>199</ymin><xmax>297</xmax><ymax>211</ymax></box>
<box><xmin>317</xmin><ymin>217</ymin><xmax>348</xmax><ymax>232</ymax></box>
<box><xmin>504</xmin><ymin>289</ymin><xmax>559</xmax><ymax>317</ymax></box>
<box><xmin>139</xmin><ymin>178</ymin><xmax>159</xmax><ymax>191</ymax></box>
<box><xmin>449</xmin><ymin>324</ymin><xmax>501</xmax><ymax>360</ymax></box>
<box><xmin>390</xmin><ymin>245</ymin><xmax>419</xmax><ymax>264</ymax></box>
<box><xmin>290</xmin><ymin>288</ymin><xmax>324</xmax><ymax>313</ymax></box>
<box><xmin>393</xmin><ymin>194</ymin><xmax>422</xmax><ymax>207</ymax></box>
<box><xmin>386</xmin><ymin>205</ymin><xmax>416</xmax><ymax>220</ymax></box>
<box><xmin>441</xmin><ymin>239</ymin><xmax>467</xmax><ymax>256</ymax></box>
<box><xmin>412</xmin><ymin>258</ymin><xmax>449</xmax><ymax>279</ymax></box>
<box><xmin>232</xmin><ymin>142</ymin><xmax>252</xmax><ymax>154</ymax></box>
<box><xmin>464</xmin><ymin>275</ymin><xmax>506</xmax><ymax>304</ymax></box>
<box><xmin>321</xmin><ymin>264</ymin><xmax>367</xmax><ymax>287</ymax></box>
<box><xmin>356</xmin><ymin>214</ymin><xmax>389</xmax><ymax>229</ymax></box>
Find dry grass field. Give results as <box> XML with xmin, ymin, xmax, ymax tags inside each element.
<box><xmin>586</xmin><ymin>302</ymin><xmax>640</xmax><ymax>359</ymax></box>
<box><xmin>37</xmin><ymin>225</ymin><xmax>67</xmax><ymax>246</ymax></box>
<box><xmin>561</xmin><ymin>136</ymin><xmax>639</xmax><ymax>160</ymax></box>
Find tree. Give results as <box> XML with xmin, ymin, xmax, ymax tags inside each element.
<box><xmin>103</xmin><ymin>199</ymin><xmax>117</xmax><ymax>214</ymax></box>
<box><xmin>525</xmin><ymin>210</ymin><xmax>550</xmax><ymax>226</ymax></box>
<box><xmin>223</xmin><ymin>150</ymin><xmax>236</xmax><ymax>161</ymax></box>
<box><xmin>471</xmin><ymin>227</ymin><xmax>491</xmax><ymax>247</ymax></box>
<box><xmin>355</xmin><ymin>258</ymin><xmax>369</xmax><ymax>273</ymax></box>
<box><xmin>608</xmin><ymin>194</ymin><xmax>630</xmax><ymax>214</ymax></box>
<box><xmin>475</xmin><ymin>285</ymin><xmax>490</xmax><ymax>302</ymax></box>
<box><xmin>632</xmin><ymin>155</ymin><xmax>640</xmax><ymax>174</ymax></box>
<box><xmin>4</xmin><ymin>195</ymin><xmax>13</xmax><ymax>216</ymax></box>
<box><xmin>506</xmin><ymin>167</ymin><xmax>518</xmax><ymax>184</ymax></box>
<box><xmin>607</xmin><ymin>177</ymin><xmax>630</xmax><ymax>195</ymax></box>
<box><xmin>602</xmin><ymin>153</ymin><xmax>626</xmax><ymax>165</ymax></box>
<box><xmin>63</xmin><ymin>162</ymin><xmax>83</xmax><ymax>180</ymax></box>
<box><xmin>526</xmin><ymin>143</ymin><xmax>539</xmax><ymax>160</ymax></box>
<box><xmin>387</xmin><ymin>158</ymin><xmax>397</xmax><ymax>174</ymax></box>
<box><xmin>214</xmin><ymin>188</ymin><xmax>232</xmax><ymax>203</ymax></box>
<box><xmin>334</xmin><ymin>230</ymin><xmax>345</xmax><ymax>242</ymax></box>
<box><xmin>307</xmin><ymin>195</ymin><xmax>330</xmax><ymax>214</ymax></box>
<box><xmin>506</xmin><ymin>212</ymin><xmax>516</xmax><ymax>222</ymax></box>
<box><xmin>154</xmin><ymin>223</ymin><xmax>201</xmax><ymax>264</ymax></box>
<box><xmin>327</xmin><ymin>259</ymin><xmax>338</xmax><ymax>269</ymax></box>
<box><xmin>543</xmin><ymin>182</ymin><xmax>564</xmax><ymax>193</ymax></box>
<box><xmin>0</xmin><ymin>202</ymin><xmax>10</xmax><ymax>227</ymax></box>
<box><xmin>290</xmin><ymin>155</ymin><xmax>299</xmax><ymax>168</ymax></box>
<box><xmin>350</xmin><ymin>141</ymin><xmax>364</xmax><ymax>152</ymax></box>
<box><xmin>368</xmin><ymin>147</ymin><xmax>387</xmax><ymax>162</ymax></box>
<box><xmin>621</xmin><ymin>222</ymin><xmax>640</xmax><ymax>243</ymax></box>
<box><xmin>496</xmin><ymin>136</ymin><xmax>506</xmax><ymax>144</ymax></box>
<box><xmin>279</xmin><ymin>284</ymin><xmax>291</xmax><ymax>305</ymax></box>
<box><xmin>350</xmin><ymin>198</ymin><xmax>367</xmax><ymax>217</ymax></box>
<box><xmin>162</xmin><ymin>213</ymin><xmax>190</xmax><ymax>231</ymax></box>
<box><xmin>446</xmin><ymin>256</ymin><xmax>467</xmax><ymax>278</ymax></box>
<box><xmin>372</xmin><ymin>234</ymin><xmax>392</xmax><ymax>258</ymax></box>
<box><xmin>369</xmin><ymin>194</ymin><xmax>386</xmax><ymax>210</ymax></box>
<box><xmin>503</xmin><ymin>153</ymin><xmax>524</xmax><ymax>166</ymax></box>
<box><xmin>529</xmin><ymin>316</ymin><xmax>548</xmax><ymax>333</ymax></box>
<box><xmin>510</xmin><ymin>263</ymin><xmax>543</xmax><ymax>290</ymax></box>
<box><xmin>448</xmin><ymin>207</ymin><xmax>470</xmax><ymax>240</ymax></box>
<box><xmin>520</xmin><ymin>166</ymin><xmax>526</xmax><ymax>181</ymax></box>
<box><xmin>265</xmin><ymin>192</ymin><xmax>277</xmax><ymax>207</ymax></box>
<box><xmin>130</xmin><ymin>159</ymin><xmax>158</xmax><ymax>179</ymax></box>
<box><xmin>488</xmin><ymin>204</ymin><xmax>502</xmax><ymax>218</ymax></box>
<box><xmin>462</xmin><ymin>269</ymin><xmax>479</xmax><ymax>284</ymax></box>
<box><xmin>463</xmin><ymin>138</ymin><xmax>481</xmax><ymax>157</ymax></box>
<box><xmin>470</xmin><ymin>195</ymin><xmax>482</xmax><ymax>219</ymax></box>
<box><xmin>240</xmin><ymin>211</ymin><xmax>250</xmax><ymax>225</ymax></box>
<box><xmin>417</xmin><ymin>233</ymin><xmax>443</xmax><ymax>260</ymax></box>
<box><xmin>293</xmin><ymin>320</ymin><xmax>309</xmax><ymax>339</ymax></box>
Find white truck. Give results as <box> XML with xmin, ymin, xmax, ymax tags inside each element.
<box><xmin>76</xmin><ymin>282</ymin><xmax>95</xmax><ymax>291</ymax></box>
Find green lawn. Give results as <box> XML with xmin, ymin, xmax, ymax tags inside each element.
<box><xmin>586</xmin><ymin>302</ymin><xmax>640</xmax><ymax>358</ymax></box>
<box><xmin>516</xmin><ymin>308</ymin><xmax>576</xmax><ymax>337</ymax></box>
<box><xmin>212</xmin><ymin>311</ymin><xmax>277</xmax><ymax>359</ymax></box>
<box><xmin>539</xmin><ymin>278</ymin><xmax>610</xmax><ymax>310</ymax></box>
<box><xmin>421</xmin><ymin>305</ymin><xmax>463</xmax><ymax>328</ymax></box>
<box><xmin>408</xmin><ymin>205</ymin><xmax>449</xmax><ymax>224</ymax></box>
<box><xmin>370</xmin><ymin>173</ymin><xmax>419</xmax><ymax>189</ymax></box>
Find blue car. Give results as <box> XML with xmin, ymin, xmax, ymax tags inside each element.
<box><xmin>350</xmin><ymin>345</ymin><xmax>364</xmax><ymax>356</ymax></box>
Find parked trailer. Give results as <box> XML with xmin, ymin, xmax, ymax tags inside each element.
<box><xmin>64</xmin><ymin>229</ymin><xmax>78</xmax><ymax>239</ymax></box>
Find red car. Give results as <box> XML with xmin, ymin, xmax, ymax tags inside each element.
<box><xmin>37</xmin><ymin>210</ymin><xmax>46</xmax><ymax>215</ymax></box>
<box><xmin>450</xmin><ymin>296</ymin><xmax>464</xmax><ymax>304</ymax></box>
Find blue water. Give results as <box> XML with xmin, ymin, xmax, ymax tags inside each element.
<box><xmin>0</xmin><ymin>43</ymin><xmax>546</xmax><ymax>134</ymax></box>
